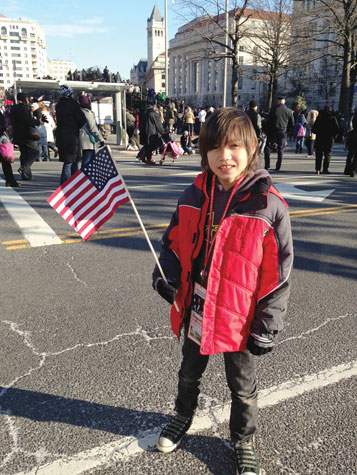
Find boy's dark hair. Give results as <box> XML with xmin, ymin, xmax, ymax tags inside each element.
<box><xmin>199</xmin><ymin>107</ymin><xmax>259</xmax><ymax>176</ymax></box>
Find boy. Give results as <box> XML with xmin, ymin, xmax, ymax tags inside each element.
<box><xmin>153</xmin><ymin>108</ymin><xmax>293</xmax><ymax>474</ymax></box>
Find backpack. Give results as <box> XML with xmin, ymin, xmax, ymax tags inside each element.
<box><xmin>297</xmin><ymin>125</ymin><xmax>305</xmax><ymax>137</ymax></box>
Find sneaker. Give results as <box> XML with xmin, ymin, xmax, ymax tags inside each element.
<box><xmin>234</xmin><ymin>437</ymin><xmax>262</xmax><ymax>475</ymax></box>
<box><xmin>156</xmin><ymin>414</ymin><xmax>192</xmax><ymax>453</ymax></box>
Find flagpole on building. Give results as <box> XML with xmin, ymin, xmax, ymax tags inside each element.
<box><xmin>165</xmin><ymin>0</ymin><xmax>169</xmax><ymax>97</ymax></box>
<box><xmin>109</xmin><ymin>146</ymin><xmax>179</xmax><ymax>311</ymax></box>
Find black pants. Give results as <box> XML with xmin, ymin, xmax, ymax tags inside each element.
<box><xmin>175</xmin><ymin>335</ymin><xmax>258</xmax><ymax>443</ymax></box>
<box><xmin>344</xmin><ymin>147</ymin><xmax>357</xmax><ymax>175</ymax></box>
<box><xmin>315</xmin><ymin>145</ymin><xmax>332</xmax><ymax>172</ymax></box>
<box><xmin>264</xmin><ymin>130</ymin><xmax>286</xmax><ymax>170</ymax></box>
<box><xmin>305</xmin><ymin>137</ymin><xmax>315</xmax><ymax>156</ymax></box>
<box><xmin>18</xmin><ymin>144</ymin><xmax>38</xmax><ymax>179</ymax></box>
<box><xmin>0</xmin><ymin>155</ymin><xmax>17</xmax><ymax>184</ymax></box>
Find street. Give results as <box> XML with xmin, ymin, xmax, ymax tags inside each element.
<box><xmin>0</xmin><ymin>139</ymin><xmax>356</xmax><ymax>475</ymax></box>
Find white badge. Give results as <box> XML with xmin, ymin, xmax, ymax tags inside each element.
<box><xmin>187</xmin><ymin>282</ymin><xmax>206</xmax><ymax>345</ymax></box>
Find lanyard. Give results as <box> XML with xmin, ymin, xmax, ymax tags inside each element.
<box><xmin>200</xmin><ymin>174</ymin><xmax>245</xmax><ymax>279</ymax></box>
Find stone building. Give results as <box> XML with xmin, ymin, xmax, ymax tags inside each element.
<box><xmin>130</xmin><ymin>5</ymin><xmax>166</xmax><ymax>94</ymax></box>
<box><xmin>47</xmin><ymin>59</ymin><xmax>76</xmax><ymax>81</ymax></box>
<box><xmin>130</xmin><ymin>58</ymin><xmax>147</xmax><ymax>87</ymax></box>
<box><xmin>168</xmin><ymin>8</ymin><xmax>289</xmax><ymax>109</ymax></box>
<box><xmin>291</xmin><ymin>0</ymin><xmax>351</xmax><ymax>111</ymax></box>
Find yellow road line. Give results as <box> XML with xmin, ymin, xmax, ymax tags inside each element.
<box><xmin>2</xmin><ymin>238</ymin><xmax>29</xmax><ymax>244</ymax></box>
<box><xmin>290</xmin><ymin>204</ymin><xmax>357</xmax><ymax>215</ymax></box>
<box><xmin>2</xmin><ymin>206</ymin><xmax>356</xmax><ymax>251</ymax></box>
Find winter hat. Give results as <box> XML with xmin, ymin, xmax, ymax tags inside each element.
<box><xmin>249</xmin><ymin>100</ymin><xmax>257</xmax><ymax>108</ymax></box>
<box><xmin>59</xmin><ymin>84</ymin><xmax>73</xmax><ymax>98</ymax></box>
<box><xmin>31</xmin><ymin>103</ymin><xmax>39</xmax><ymax>110</ymax></box>
<box><xmin>17</xmin><ymin>92</ymin><xmax>27</xmax><ymax>103</ymax></box>
<box><xmin>79</xmin><ymin>94</ymin><xmax>91</xmax><ymax>108</ymax></box>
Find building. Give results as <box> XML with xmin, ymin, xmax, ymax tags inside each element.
<box><xmin>0</xmin><ymin>13</ymin><xmax>47</xmax><ymax>96</ymax></box>
<box><xmin>47</xmin><ymin>59</ymin><xmax>76</xmax><ymax>81</ymax></box>
<box><xmin>291</xmin><ymin>0</ymin><xmax>350</xmax><ymax>111</ymax></box>
<box><xmin>130</xmin><ymin>5</ymin><xmax>166</xmax><ymax>94</ymax></box>
<box><xmin>130</xmin><ymin>58</ymin><xmax>148</xmax><ymax>87</ymax></box>
<box><xmin>168</xmin><ymin>8</ymin><xmax>289</xmax><ymax>108</ymax></box>
<box><xmin>145</xmin><ymin>5</ymin><xmax>166</xmax><ymax>93</ymax></box>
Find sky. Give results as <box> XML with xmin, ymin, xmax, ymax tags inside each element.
<box><xmin>0</xmin><ymin>0</ymin><xmax>182</xmax><ymax>80</ymax></box>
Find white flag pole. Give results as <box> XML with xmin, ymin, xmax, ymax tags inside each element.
<box><xmin>107</xmin><ymin>146</ymin><xmax>179</xmax><ymax>312</ymax></box>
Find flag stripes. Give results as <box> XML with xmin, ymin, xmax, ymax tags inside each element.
<box><xmin>47</xmin><ymin>146</ymin><xmax>130</xmax><ymax>241</ymax></box>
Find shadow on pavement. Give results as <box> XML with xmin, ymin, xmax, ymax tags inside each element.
<box><xmin>0</xmin><ymin>386</ymin><xmax>236</xmax><ymax>474</ymax></box>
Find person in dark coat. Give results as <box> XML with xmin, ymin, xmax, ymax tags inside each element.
<box><xmin>245</xmin><ymin>100</ymin><xmax>262</xmax><ymax>140</ymax></box>
<box><xmin>10</xmin><ymin>92</ymin><xmax>39</xmax><ymax>180</ymax></box>
<box><xmin>311</xmin><ymin>106</ymin><xmax>339</xmax><ymax>174</ymax></box>
<box><xmin>344</xmin><ymin>112</ymin><xmax>357</xmax><ymax>177</ymax></box>
<box><xmin>144</xmin><ymin>105</ymin><xmax>165</xmax><ymax>164</ymax></box>
<box><xmin>264</xmin><ymin>97</ymin><xmax>294</xmax><ymax>171</ymax></box>
<box><xmin>0</xmin><ymin>111</ymin><xmax>19</xmax><ymax>187</ymax></box>
<box><xmin>55</xmin><ymin>85</ymin><xmax>86</xmax><ymax>184</ymax></box>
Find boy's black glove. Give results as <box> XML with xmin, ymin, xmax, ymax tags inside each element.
<box><xmin>41</xmin><ymin>114</ymin><xmax>49</xmax><ymax>123</ymax></box>
<box><xmin>247</xmin><ymin>333</ymin><xmax>275</xmax><ymax>356</ymax></box>
<box><xmin>155</xmin><ymin>278</ymin><xmax>177</xmax><ymax>305</ymax></box>
<box><xmin>99</xmin><ymin>141</ymin><xmax>105</xmax><ymax>148</ymax></box>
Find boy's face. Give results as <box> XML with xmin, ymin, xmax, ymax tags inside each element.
<box><xmin>207</xmin><ymin>142</ymin><xmax>248</xmax><ymax>191</ymax></box>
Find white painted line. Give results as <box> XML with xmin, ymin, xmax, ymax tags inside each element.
<box><xmin>16</xmin><ymin>359</ymin><xmax>357</xmax><ymax>475</ymax></box>
<box><xmin>275</xmin><ymin>183</ymin><xmax>335</xmax><ymax>202</ymax></box>
<box><xmin>0</xmin><ymin>181</ymin><xmax>62</xmax><ymax>247</ymax></box>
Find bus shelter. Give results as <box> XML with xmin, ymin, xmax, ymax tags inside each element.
<box><xmin>13</xmin><ymin>79</ymin><xmax>133</xmax><ymax>146</ymax></box>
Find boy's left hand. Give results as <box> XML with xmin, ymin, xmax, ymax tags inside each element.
<box><xmin>247</xmin><ymin>333</ymin><xmax>274</xmax><ymax>356</ymax></box>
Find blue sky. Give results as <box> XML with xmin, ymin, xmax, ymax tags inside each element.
<box><xmin>0</xmin><ymin>0</ymin><xmax>181</xmax><ymax>80</ymax></box>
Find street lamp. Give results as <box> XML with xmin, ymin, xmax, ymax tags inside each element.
<box><xmin>222</xmin><ymin>0</ymin><xmax>229</xmax><ymax>107</ymax></box>
<box><xmin>165</xmin><ymin>0</ymin><xmax>169</xmax><ymax>97</ymax></box>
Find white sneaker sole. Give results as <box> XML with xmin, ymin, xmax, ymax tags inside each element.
<box><xmin>156</xmin><ymin>437</ymin><xmax>181</xmax><ymax>453</ymax></box>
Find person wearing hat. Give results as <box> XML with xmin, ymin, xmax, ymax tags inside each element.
<box><xmin>264</xmin><ymin>97</ymin><xmax>294</xmax><ymax>171</ymax></box>
<box><xmin>55</xmin><ymin>85</ymin><xmax>86</xmax><ymax>184</ymax></box>
<box><xmin>10</xmin><ymin>92</ymin><xmax>40</xmax><ymax>180</ymax></box>
<box><xmin>78</xmin><ymin>94</ymin><xmax>104</xmax><ymax>168</ymax></box>
<box><xmin>245</xmin><ymin>101</ymin><xmax>262</xmax><ymax>140</ymax></box>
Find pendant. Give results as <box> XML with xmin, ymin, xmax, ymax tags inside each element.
<box><xmin>200</xmin><ymin>269</ymin><xmax>207</xmax><ymax>279</ymax></box>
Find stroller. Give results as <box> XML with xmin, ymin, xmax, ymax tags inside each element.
<box><xmin>159</xmin><ymin>138</ymin><xmax>184</xmax><ymax>165</ymax></box>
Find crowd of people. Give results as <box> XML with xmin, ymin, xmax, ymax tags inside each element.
<box><xmin>0</xmin><ymin>86</ymin><xmax>105</xmax><ymax>187</ymax></box>
<box><xmin>1</xmin><ymin>90</ymin><xmax>357</xmax><ymax>188</ymax></box>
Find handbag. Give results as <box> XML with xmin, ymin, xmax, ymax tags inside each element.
<box><xmin>0</xmin><ymin>141</ymin><xmax>15</xmax><ymax>163</ymax></box>
<box><xmin>28</xmin><ymin>126</ymin><xmax>40</xmax><ymax>141</ymax></box>
<box><xmin>83</xmin><ymin>124</ymin><xmax>98</xmax><ymax>144</ymax></box>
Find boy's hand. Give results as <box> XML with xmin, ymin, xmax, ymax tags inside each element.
<box><xmin>247</xmin><ymin>333</ymin><xmax>274</xmax><ymax>356</ymax></box>
<box><xmin>156</xmin><ymin>278</ymin><xmax>177</xmax><ymax>305</ymax></box>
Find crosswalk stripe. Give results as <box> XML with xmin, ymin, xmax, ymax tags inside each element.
<box><xmin>0</xmin><ymin>181</ymin><xmax>62</xmax><ymax>247</ymax></box>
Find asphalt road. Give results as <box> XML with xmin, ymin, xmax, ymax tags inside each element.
<box><xmin>0</xmin><ymin>139</ymin><xmax>356</xmax><ymax>475</ymax></box>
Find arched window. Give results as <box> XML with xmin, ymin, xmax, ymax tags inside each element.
<box><xmin>21</xmin><ymin>28</ymin><xmax>27</xmax><ymax>36</ymax></box>
<box><xmin>1</xmin><ymin>26</ymin><xmax>7</xmax><ymax>35</ymax></box>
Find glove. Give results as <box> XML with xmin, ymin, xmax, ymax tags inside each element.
<box><xmin>99</xmin><ymin>141</ymin><xmax>105</xmax><ymax>148</ymax></box>
<box><xmin>156</xmin><ymin>278</ymin><xmax>177</xmax><ymax>305</ymax></box>
<box><xmin>247</xmin><ymin>333</ymin><xmax>274</xmax><ymax>356</ymax></box>
<box><xmin>41</xmin><ymin>114</ymin><xmax>49</xmax><ymax>123</ymax></box>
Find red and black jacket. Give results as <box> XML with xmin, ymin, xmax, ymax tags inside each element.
<box><xmin>153</xmin><ymin>169</ymin><xmax>293</xmax><ymax>355</ymax></box>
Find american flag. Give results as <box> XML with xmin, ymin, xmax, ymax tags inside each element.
<box><xmin>47</xmin><ymin>146</ymin><xmax>129</xmax><ymax>241</ymax></box>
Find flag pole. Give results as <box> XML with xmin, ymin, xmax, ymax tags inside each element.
<box><xmin>108</xmin><ymin>146</ymin><xmax>179</xmax><ymax>312</ymax></box>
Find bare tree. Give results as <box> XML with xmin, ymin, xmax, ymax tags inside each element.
<box><xmin>298</xmin><ymin>0</ymin><xmax>357</xmax><ymax>118</ymax></box>
<box><xmin>173</xmin><ymin>0</ymin><xmax>251</xmax><ymax>106</ymax></box>
<box><xmin>245</xmin><ymin>0</ymin><xmax>298</xmax><ymax>109</ymax></box>
<box><xmin>313</xmin><ymin>53</ymin><xmax>340</xmax><ymax>103</ymax></box>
